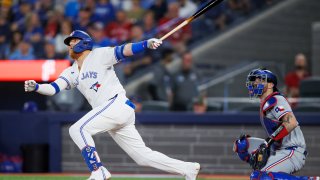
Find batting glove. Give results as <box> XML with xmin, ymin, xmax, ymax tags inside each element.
<box><xmin>24</xmin><ymin>80</ymin><xmax>38</xmax><ymax>92</ymax></box>
<box><xmin>147</xmin><ymin>38</ymin><xmax>162</xmax><ymax>49</ymax></box>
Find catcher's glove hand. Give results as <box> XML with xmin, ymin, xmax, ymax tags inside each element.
<box><xmin>249</xmin><ymin>143</ymin><xmax>270</xmax><ymax>170</ymax></box>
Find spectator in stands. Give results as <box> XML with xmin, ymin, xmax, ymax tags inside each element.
<box><xmin>24</xmin><ymin>12</ymin><xmax>44</xmax><ymax>58</ymax></box>
<box><xmin>89</xmin><ymin>22</ymin><xmax>117</xmax><ymax>48</ymax></box>
<box><xmin>110</xmin><ymin>0</ymin><xmax>131</xmax><ymax>10</ymax></box>
<box><xmin>228</xmin><ymin>0</ymin><xmax>252</xmax><ymax>15</ymax></box>
<box><xmin>178</xmin><ymin>0</ymin><xmax>197</xmax><ymax>18</ymax></box>
<box><xmin>125</xmin><ymin>0</ymin><xmax>145</xmax><ymax>23</ymax></box>
<box><xmin>124</xmin><ymin>25</ymin><xmax>154</xmax><ymax>78</ymax></box>
<box><xmin>141</xmin><ymin>11</ymin><xmax>157</xmax><ymax>39</ymax></box>
<box><xmin>171</xmin><ymin>51</ymin><xmax>200</xmax><ymax>111</ymax></box>
<box><xmin>4</xmin><ymin>31</ymin><xmax>23</xmax><ymax>59</ymax></box>
<box><xmin>11</xmin><ymin>1</ymin><xmax>32</xmax><ymax>32</ymax></box>
<box><xmin>43</xmin><ymin>40</ymin><xmax>61</xmax><ymax>59</ymax></box>
<box><xmin>44</xmin><ymin>10</ymin><xmax>60</xmax><ymax>40</ymax></box>
<box><xmin>148</xmin><ymin>48</ymin><xmax>174</xmax><ymax>102</ymax></box>
<box><xmin>150</xmin><ymin>0</ymin><xmax>168</xmax><ymax>21</ymax></box>
<box><xmin>73</xmin><ymin>6</ymin><xmax>92</xmax><ymax>32</ymax></box>
<box><xmin>192</xmin><ymin>96</ymin><xmax>207</xmax><ymax>114</ymax></box>
<box><xmin>0</xmin><ymin>16</ymin><xmax>10</xmax><ymax>59</ymax></box>
<box><xmin>0</xmin><ymin>2</ymin><xmax>11</xmax><ymax>21</ymax></box>
<box><xmin>204</xmin><ymin>1</ymin><xmax>231</xmax><ymax>30</ymax></box>
<box><xmin>64</xmin><ymin>0</ymin><xmax>80</xmax><ymax>21</ymax></box>
<box><xmin>8</xmin><ymin>40</ymin><xmax>35</xmax><ymax>60</ymax></box>
<box><xmin>285</xmin><ymin>53</ymin><xmax>310</xmax><ymax>98</ymax></box>
<box><xmin>105</xmin><ymin>10</ymin><xmax>132</xmax><ymax>43</ymax></box>
<box><xmin>82</xmin><ymin>0</ymin><xmax>96</xmax><ymax>13</ymax></box>
<box><xmin>54</xmin><ymin>19</ymin><xmax>73</xmax><ymax>58</ymax></box>
<box><xmin>34</xmin><ymin>0</ymin><xmax>55</xmax><ymax>25</ymax></box>
<box><xmin>93</xmin><ymin>0</ymin><xmax>115</xmax><ymax>26</ymax></box>
<box><xmin>159</xmin><ymin>2</ymin><xmax>192</xmax><ymax>54</ymax></box>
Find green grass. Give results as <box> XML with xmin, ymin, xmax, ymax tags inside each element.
<box><xmin>0</xmin><ymin>176</ymin><xmax>247</xmax><ymax>180</ymax></box>
<box><xmin>0</xmin><ymin>177</ymin><xmax>184</xmax><ymax>180</ymax></box>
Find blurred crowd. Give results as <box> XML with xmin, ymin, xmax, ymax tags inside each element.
<box><xmin>0</xmin><ymin>0</ymin><xmax>274</xmax><ymax>78</ymax></box>
<box><xmin>0</xmin><ymin>0</ymin><xmax>278</xmax><ymax>112</ymax></box>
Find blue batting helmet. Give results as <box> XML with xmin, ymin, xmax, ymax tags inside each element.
<box><xmin>246</xmin><ymin>69</ymin><xmax>278</xmax><ymax>98</ymax></box>
<box><xmin>64</xmin><ymin>30</ymin><xmax>93</xmax><ymax>53</ymax></box>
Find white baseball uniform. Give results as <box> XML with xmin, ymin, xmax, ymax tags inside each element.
<box><xmin>41</xmin><ymin>47</ymin><xmax>198</xmax><ymax>178</ymax></box>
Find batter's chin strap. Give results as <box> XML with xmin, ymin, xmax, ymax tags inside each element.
<box><xmin>81</xmin><ymin>146</ymin><xmax>102</xmax><ymax>171</ymax></box>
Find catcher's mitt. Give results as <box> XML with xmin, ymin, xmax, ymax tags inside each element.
<box><xmin>249</xmin><ymin>143</ymin><xmax>270</xmax><ymax>170</ymax></box>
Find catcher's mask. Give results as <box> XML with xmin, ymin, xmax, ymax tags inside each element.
<box><xmin>64</xmin><ymin>30</ymin><xmax>93</xmax><ymax>53</ymax></box>
<box><xmin>246</xmin><ymin>69</ymin><xmax>278</xmax><ymax>98</ymax></box>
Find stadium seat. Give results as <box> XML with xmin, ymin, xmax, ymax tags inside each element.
<box><xmin>300</xmin><ymin>77</ymin><xmax>320</xmax><ymax>97</ymax></box>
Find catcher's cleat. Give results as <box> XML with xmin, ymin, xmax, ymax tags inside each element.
<box><xmin>185</xmin><ymin>162</ymin><xmax>201</xmax><ymax>180</ymax></box>
<box><xmin>87</xmin><ymin>166</ymin><xmax>111</xmax><ymax>180</ymax></box>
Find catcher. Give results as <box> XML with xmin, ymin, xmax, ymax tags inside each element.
<box><xmin>233</xmin><ymin>69</ymin><xmax>318</xmax><ymax>180</ymax></box>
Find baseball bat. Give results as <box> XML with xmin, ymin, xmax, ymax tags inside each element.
<box><xmin>160</xmin><ymin>0</ymin><xmax>224</xmax><ymax>41</ymax></box>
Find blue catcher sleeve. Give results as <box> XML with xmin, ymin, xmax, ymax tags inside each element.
<box><xmin>250</xmin><ymin>170</ymin><xmax>310</xmax><ymax>180</ymax></box>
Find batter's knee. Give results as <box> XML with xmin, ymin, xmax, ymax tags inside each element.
<box><xmin>69</xmin><ymin>124</ymin><xmax>80</xmax><ymax>140</ymax></box>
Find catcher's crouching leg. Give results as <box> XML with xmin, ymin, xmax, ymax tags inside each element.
<box><xmin>250</xmin><ymin>170</ymin><xmax>310</xmax><ymax>180</ymax></box>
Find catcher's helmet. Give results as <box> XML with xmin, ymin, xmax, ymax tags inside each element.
<box><xmin>246</xmin><ymin>69</ymin><xmax>278</xmax><ymax>98</ymax></box>
<box><xmin>64</xmin><ymin>30</ymin><xmax>93</xmax><ymax>53</ymax></box>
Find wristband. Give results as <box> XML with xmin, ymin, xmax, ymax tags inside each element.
<box><xmin>271</xmin><ymin>124</ymin><xmax>289</xmax><ymax>141</ymax></box>
<box><xmin>35</xmin><ymin>83</ymin><xmax>39</xmax><ymax>91</ymax></box>
<box><xmin>131</xmin><ymin>40</ymin><xmax>148</xmax><ymax>54</ymax></box>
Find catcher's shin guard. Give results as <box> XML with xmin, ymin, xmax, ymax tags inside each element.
<box><xmin>250</xmin><ymin>170</ymin><xmax>311</xmax><ymax>180</ymax></box>
<box><xmin>81</xmin><ymin>146</ymin><xmax>102</xmax><ymax>171</ymax></box>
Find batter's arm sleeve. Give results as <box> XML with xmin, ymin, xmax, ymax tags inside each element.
<box><xmin>25</xmin><ymin>67</ymin><xmax>75</xmax><ymax>96</ymax></box>
<box><xmin>35</xmin><ymin>78</ymin><xmax>70</xmax><ymax>96</ymax></box>
<box><xmin>96</xmin><ymin>39</ymin><xmax>162</xmax><ymax>66</ymax></box>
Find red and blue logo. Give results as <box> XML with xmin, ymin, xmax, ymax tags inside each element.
<box><xmin>90</xmin><ymin>81</ymin><xmax>101</xmax><ymax>92</ymax></box>
<box><xmin>275</xmin><ymin>106</ymin><xmax>285</xmax><ymax>113</ymax></box>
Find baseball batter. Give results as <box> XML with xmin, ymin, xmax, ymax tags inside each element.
<box><xmin>233</xmin><ymin>69</ymin><xmax>318</xmax><ymax>180</ymax></box>
<box><xmin>24</xmin><ymin>30</ymin><xmax>200</xmax><ymax>180</ymax></box>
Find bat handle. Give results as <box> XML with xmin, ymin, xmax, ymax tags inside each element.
<box><xmin>160</xmin><ymin>20</ymin><xmax>190</xmax><ymax>41</ymax></box>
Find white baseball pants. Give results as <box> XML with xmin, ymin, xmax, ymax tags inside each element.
<box><xmin>69</xmin><ymin>94</ymin><xmax>194</xmax><ymax>175</ymax></box>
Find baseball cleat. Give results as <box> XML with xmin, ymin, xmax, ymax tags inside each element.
<box><xmin>87</xmin><ymin>166</ymin><xmax>111</xmax><ymax>180</ymax></box>
<box><xmin>185</xmin><ymin>162</ymin><xmax>201</xmax><ymax>180</ymax></box>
